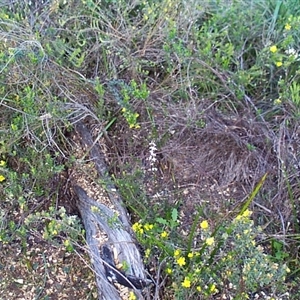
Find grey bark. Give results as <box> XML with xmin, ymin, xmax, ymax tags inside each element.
<box><xmin>74</xmin><ymin>122</ymin><xmax>150</xmax><ymax>300</ymax></box>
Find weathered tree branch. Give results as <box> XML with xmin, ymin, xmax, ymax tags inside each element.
<box><xmin>75</xmin><ymin>122</ymin><xmax>131</xmax><ymax>228</ymax></box>
<box><xmin>73</xmin><ymin>122</ymin><xmax>150</xmax><ymax>300</ymax></box>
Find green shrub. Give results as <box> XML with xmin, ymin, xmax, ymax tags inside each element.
<box><xmin>133</xmin><ymin>209</ymin><xmax>289</xmax><ymax>299</ymax></box>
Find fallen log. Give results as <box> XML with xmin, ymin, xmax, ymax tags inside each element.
<box><xmin>73</xmin><ymin>122</ymin><xmax>151</xmax><ymax>300</ymax></box>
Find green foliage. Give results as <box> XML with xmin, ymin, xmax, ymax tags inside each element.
<box><xmin>1</xmin><ymin>0</ymin><xmax>300</xmax><ymax>297</ymax></box>
<box><xmin>271</xmin><ymin>239</ymin><xmax>289</xmax><ymax>262</ymax></box>
<box><xmin>112</xmin><ymin>168</ymin><xmax>149</xmax><ymax>215</ymax></box>
<box><xmin>25</xmin><ymin>206</ymin><xmax>84</xmax><ymax>252</ymax></box>
<box><xmin>119</xmin><ymin>80</ymin><xmax>149</xmax><ymax>128</ymax></box>
<box><xmin>156</xmin><ymin>208</ymin><xmax>179</xmax><ymax>230</ymax></box>
<box><xmin>133</xmin><ymin>209</ymin><xmax>290</xmax><ymax>298</ymax></box>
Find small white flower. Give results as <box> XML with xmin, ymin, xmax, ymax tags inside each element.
<box><xmin>147</xmin><ymin>141</ymin><xmax>158</xmax><ymax>171</ymax></box>
<box><xmin>285</xmin><ymin>47</ymin><xmax>299</xmax><ymax>60</ymax></box>
<box><xmin>285</xmin><ymin>48</ymin><xmax>296</xmax><ymax>55</ymax></box>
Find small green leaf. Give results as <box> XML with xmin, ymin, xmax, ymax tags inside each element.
<box><xmin>156</xmin><ymin>217</ymin><xmax>167</xmax><ymax>225</ymax></box>
<box><xmin>171</xmin><ymin>208</ymin><xmax>178</xmax><ymax>222</ymax></box>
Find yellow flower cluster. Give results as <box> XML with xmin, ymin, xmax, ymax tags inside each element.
<box><xmin>268</xmin><ymin>45</ymin><xmax>283</xmax><ymax>67</ymax></box>
<box><xmin>128</xmin><ymin>291</ymin><xmax>137</xmax><ymax>300</ymax></box>
<box><xmin>132</xmin><ymin>222</ymin><xmax>169</xmax><ymax>239</ymax></box>
<box><xmin>132</xmin><ymin>222</ymin><xmax>144</xmax><ymax>234</ymax></box>
<box><xmin>145</xmin><ymin>248</ymin><xmax>151</xmax><ymax>258</ymax></box>
<box><xmin>209</xmin><ymin>284</ymin><xmax>217</xmax><ymax>293</ymax></box>
<box><xmin>200</xmin><ymin>220</ymin><xmax>215</xmax><ymax>245</ymax></box>
<box><xmin>121</xmin><ymin>107</ymin><xmax>140</xmax><ymax>129</ymax></box>
<box><xmin>235</xmin><ymin>209</ymin><xmax>252</xmax><ymax>221</ymax></box>
<box><xmin>173</xmin><ymin>249</ymin><xmax>186</xmax><ymax>266</ymax></box>
<box><xmin>144</xmin><ymin>223</ymin><xmax>154</xmax><ymax>231</ymax></box>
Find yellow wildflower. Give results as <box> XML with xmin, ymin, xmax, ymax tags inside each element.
<box><xmin>236</xmin><ymin>209</ymin><xmax>252</xmax><ymax>221</ymax></box>
<box><xmin>270</xmin><ymin>45</ymin><xmax>277</xmax><ymax>53</ymax></box>
<box><xmin>274</xmin><ymin>98</ymin><xmax>282</xmax><ymax>105</ymax></box>
<box><xmin>64</xmin><ymin>239</ymin><xmax>70</xmax><ymax>247</ymax></box>
<box><xmin>132</xmin><ymin>222</ymin><xmax>139</xmax><ymax>231</ymax></box>
<box><xmin>205</xmin><ymin>237</ymin><xmax>214</xmax><ymax>246</ymax></box>
<box><xmin>276</xmin><ymin>61</ymin><xmax>283</xmax><ymax>67</ymax></box>
<box><xmin>241</xmin><ymin>209</ymin><xmax>252</xmax><ymax>218</ymax></box>
<box><xmin>144</xmin><ymin>223</ymin><xmax>154</xmax><ymax>231</ymax></box>
<box><xmin>285</xmin><ymin>23</ymin><xmax>291</xmax><ymax>30</ymax></box>
<box><xmin>0</xmin><ymin>160</ymin><xmax>6</xmax><ymax>167</ymax></box>
<box><xmin>209</xmin><ymin>283</ymin><xmax>217</xmax><ymax>294</ymax></box>
<box><xmin>166</xmin><ymin>267</ymin><xmax>172</xmax><ymax>274</ymax></box>
<box><xmin>174</xmin><ymin>249</ymin><xmax>181</xmax><ymax>257</ymax></box>
<box><xmin>187</xmin><ymin>252</ymin><xmax>194</xmax><ymax>258</ymax></box>
<box><xmin>0</xmin><ymin>175</ymin><xmax>5</xmax><ymax>182</ymax></box>
<box><xmin>128</xmin><ymin>291</ymin><xmax>137</xmax><ymax>300</ymax></box>
<box><xmin>161</xmin><ymin>231</ymin><xmax>168</xmax><ymax>238</ymax></box>
<box><xmin>145</xmin><ymin>248</ymin><xmax>151</xmax><ymax>258</ymax></box>
<box><xmin>176</xmin><ymin>256</ymin><xmax>186</xmax><ymax>267</ymax></box>
<box><xmin>200</xmin><ymin>220</ymin><xmax>209</xmax><ymax>229</ymax></box>
<box><xmin>121</xmin><ymin>107</ymin><xmax>126</xmax><ymax>113</ymax></box>
<box><xmin>182</xmin><ymin>277</ymin><xmax>191</xmax><ymax>288</ymax></box>
<box><xmin>132</xmin><ymin>222</ymin><xmax>144</xmax><ymax>234</ymax></box>
<box><xmin>235</xmin><ymin>214</ymin><xmax>242</xmax><ymax>221</ymax></box>
<box><xmin>197</xmin><ymin>286</ymin><xmax>202</xmax><ymax>291</ymax></box>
